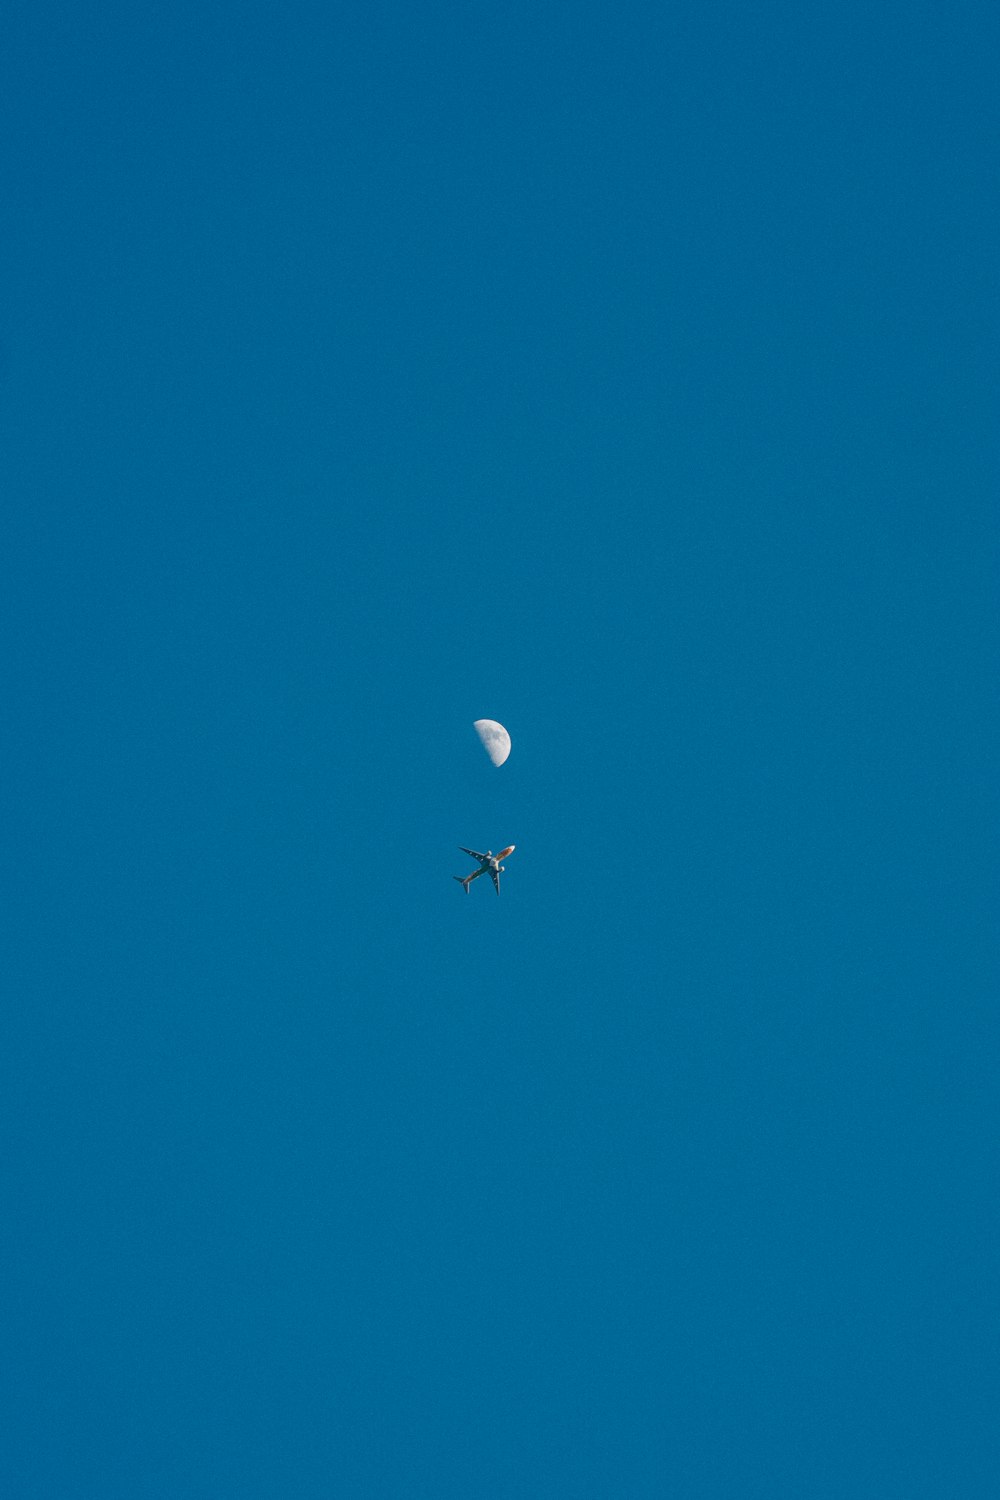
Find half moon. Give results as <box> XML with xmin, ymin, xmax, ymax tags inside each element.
<box><xmin>473</xmin><ymin>719</ymin><xmax>512</xmax><ymax>767</ymax></box>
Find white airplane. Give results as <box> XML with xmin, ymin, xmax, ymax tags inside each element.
<box><xmin>453</xmin><ymin>845</ymin><xmax>516</xmax><ymax>895</ymax></box>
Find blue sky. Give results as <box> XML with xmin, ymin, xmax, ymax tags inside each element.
<box><xmin>3</xmin><ymin>1</ymin><xmax>998</xmax><ymax>1495</ymax></box>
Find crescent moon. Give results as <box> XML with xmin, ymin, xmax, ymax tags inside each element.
<box><xmin>473</xmin><ymin>719</ymin><xmax>512</xmax><ymax>767</ymax></box>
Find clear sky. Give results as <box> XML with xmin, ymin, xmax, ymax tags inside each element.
<box><xmin>3</xmin><ymin>1</ymin><xmax>997</xmax><ymax>1495</ymax></box>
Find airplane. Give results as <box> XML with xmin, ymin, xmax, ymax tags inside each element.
<box><xmin>453</xmin><ymin>845</ymin><xmax>516</xmax><ymax>895</ymax></box>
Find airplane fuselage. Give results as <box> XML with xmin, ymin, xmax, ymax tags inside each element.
<box><xmin>487</xmin><ymin>845</ymin><xmax>514</xmax><ymax>871</ymax></box>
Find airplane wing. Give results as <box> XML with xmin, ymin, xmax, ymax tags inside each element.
<box><xmin>490</xmin><ymin>867</ymin><xmax>501</xmax><ymax>894</ymax></box>
<box><xmin>460</xmin><ymin>847</ymin><xmax>488</xmax><ymax>863</ymax></box>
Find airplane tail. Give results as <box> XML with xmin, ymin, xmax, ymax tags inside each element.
<box><xmin>453</xmin><ymin>876</ymin><xmax>471</xmax><ymax>893</ymax></box>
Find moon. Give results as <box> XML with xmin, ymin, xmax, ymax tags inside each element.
<box><xmin>473</xmin><ymin>719</ymin><xmax>512</xmax><ymax>767</ymax></box>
